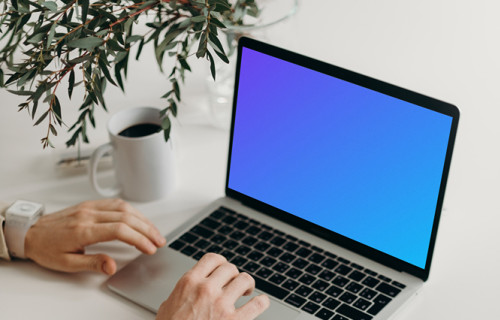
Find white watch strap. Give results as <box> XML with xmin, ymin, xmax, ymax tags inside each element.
<box><xmin>4</xmin><ymin>201</ymin><xmax>44</xmax><ymax>259</ymax></box>
<box><xmin>0</xmin><ymin>213</ymin><xmax>11</xmax><ymax>261</ymax></box>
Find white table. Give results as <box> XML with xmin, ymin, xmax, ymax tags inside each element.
<box><xmin>1</xmin><ymin>1</ymin><xmax>500</xmax><ymax>319</ymax></box>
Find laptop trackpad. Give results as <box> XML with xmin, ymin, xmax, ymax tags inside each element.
<box><xmin>236</xmin><ymin>291</ymin><xmax>300</xmax><ymax>320</ymax></box>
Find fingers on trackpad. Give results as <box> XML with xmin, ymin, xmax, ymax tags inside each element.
<box><xmin>236</xmin><ymin>291</ymin><xmax>301</xmax><ymax>320</ymax></box>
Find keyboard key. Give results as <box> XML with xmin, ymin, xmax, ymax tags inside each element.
<box><xmin>309</xmin><ymin>291</ymin><xmax>327</xmax><ymax>304</ymax></box>
<box><xmin>255</xmin><ymin>242</ymin><xmax>271</xmax><ymax>252</ymax></box>
<box><xmin>260</xmin><ymin>256</ymin><xmax>277</xmax><ymax>267</ymax></box>
<box><xmin>282</xmin><ymin>279</ymin><xmax>300</xmax><ymax>291</ymax></box>
<box><xmin>272</xmin><ymin>262</ymin><xmax>289</xmax><ymax>273</ymax></box>
<box><xmin>298</xmin><ymin>240</ymin><xmax>311</xmax><ymax>247</ymax></box>
<box><xmin>337</xmin><ymin>257</ymin><xmax>350</xmax><ymax>264</ymax></box>
<box><xmin>258</xmin><ymin>231</ymin><xmax>274</xmax><ymax>241</ymax></box>
<box><xmin>246</xmin><ymin>226</ymin><xmax>261</xmax><ymax>235</ymax></box>
<box><xmin>211</xmin><ymin>234</ymin><xmax>226</xmax><ymax>244</ymax></box>
<box><xmin>235</xmin><ymin>245</ymin><xmax>251</xmax><ymax>255</ymax></box>
<box><xmin>337</xmin><ymin>304</ymin><xmax>373</xmax><ymax>320</ymax></box>
<box><xmin>207</xmin><ymin>244</ymin><xmax>223</xmax><ymax>254</ymax></box>
<box><xmin>180</xmin><ymin>232</ymin><xmax>198</xmax><ymax>243</ymax></box>
<box><xmin>261</xmin><ymin>223</ymin><xmax>272</xmax><ymax>230</ymax></box>
<box><xmin>194</xmin><ymin>239</ymin><xmax>210</xmax><ymax>249</ymax></box>
<box><xmin>308</xmin><ymin>253</ymin><xmax>326</xmax><ymax>264</ymax></box>
<box><xmin>234</xmin><ymin>220</ymin><xmax>249</xmax><ymax>230</ymax></box>
<box><xmin>242</xmin><ymin>236</ymin><xmax>258</xmax><ymax>246</ymax></box>
<box><xmin>254</xmin><ymin>276</ymin><xmax>288</xmax><ymax>300</ymax></box>
<box><xmin>364</xmin><ymin>269</ymin><xmax>377</xmax><ymax>276</ymax></box>
<box><xmin>326</xmin><ymin>285</ymin><xmax>343</xmax><ymax>298</ymax></box>
<box><xmin>229</xmin><ymin>230</ymin><xmax>245</xmax><ymax>240</ymax></box>
<box><xmin>220</xmin><ymin>250</ymin><xmax>235</xmax><ymax>260</ymax></box>
<box><xmin>322</xmin><ymin>297</ymin><xmax>341</xmax><ymax>310</ymax></box>
<box><xmin>375</xmin><ymin>282</ymin><xmax>401</xmax><ymax>297</ymax></box>
<box><xmin>292</xmin><ymin>258</ymin><xmax>309</xmax><ymax>269</ymax></box>
<box><xmin>353</xmin><ymin>298</ymin><xmax>372</xmax><ymax>311</ymax></box>
<box><xmin>346</xmin><ymin>282</ymin><xmax>363</xmax><ymax>294</ymax></box>
<box><xmin>332</xmin><ymin>276</ymin><xmax>349</xmax><ymax>287</ymax></box>
<box><xmin>305</xmin><ymin>264</ymin><xmax>322</xmax><ymax>275</ymax></box>
<box><xmin>218</xmin><ymin>225</ymin><xmax>233</xmax><ymax>235</ymax></box>
<box><xmin>315</xmin><ymin>308</ymin><xmax>334</xmax><ymax>320</ymax></box>
<box><xmin>351</xmin><ymin>263</ymin><xmax>364</xmax><ymax>270</ymax></box>
<box><xmin>243</xmin><ymin>261</ymin><xmax>260</xmax><ymax>273</ymax></box>
<box><xmin>169</xmin><ymin>239</ymin><xmax>185</xmax><ymax>250</ymax></box>
<box><xmin>392</xmin><ymin>281</ymin><xmax>406</xmax><ymax>289</ymax></box>
<box><xmin>324</xmin><ymin>251</ymin><xmax>337</xmax><ymax>259</ymax></box>
<box><xmin>367</xmin><ymin>294</ymin><xmax>391</xmax><ymax>315</ymax></box>
<box><xmin>286</xmin><ymin>234</ymin><xmax>298</xmax><ymax>241</ymax></box>
<box><xmin>296</xmin><ymin>285</ymin><xmax>313</xmax><ymax>297</ymax></box>
<box><xmin>302</xmin><ymin>301</ymin><xmax>321</xmax><ymax>314</ymax></box>
<box><xmin>256</xmin><ymin>267</ymin><xmax>273</xmax><ymax>279</ymax></box>
<box><xmin>181</xmin><ymin>245</ymin><xmax>197</xmax><ymax>256</ymax></box>
<box><xmin>283</xmin><ymin>241</ymin><xmax>299</xmax><ymax>252</ymax></box>
<box><xmin>311</xmin><ymin>245</ymin><xmax>324</xmax><ymax>253</ymax></box>
<box><xmin>339</xmin><ymin>292</ymin><xmax>357</xmax><ymax>304</ymax></box>
<box><xmin>222</xmin><ymin>215</ymin><xmax>237</xmax><ymax>224</ymax></box>
<box><xmin>312</xmin><ymin>279</ymin><xmax>329</xmax><ymax>291</ymax></box>
<box><xmin>248</xmin><ymin>251</ymin><xmax>264</xmax><ymax>262</ymax></box>
<box><xmin>210</xmin><ymin>209</ymin><xmax>225</xmax><ymax>220</ymax></box>
<box><xmin>279</xmin><ymin>252</ymin><xmax>296</xmax><ymax>263</ymax></box>
<box><xmin>335</xmin><ymin>264</ymin><xmax>353</xmax><ymax>276</ymax></box>
<box><xmin>298</xmin><ymin>274</ymin><xmax>316</xmax><ymax>285</ymax></box>
<box><xmin>200</xmin><ymin>217</ymin><xmax>220</xmax><ymax>230</ymax></box>
<box><xmin>267</xmin><ymin>247</ymin><xmax>284</xmax><ymax>257</ymax></box>
<box><xmin>269</xmin><ymin>274</ymin><xmax>286</xmax><ymax>285</ymax></box>
<box><xmin>333</xmin><ymin>316</ymin><xmax>349</xmax><ymax>320</ymax></box>
<box><xmin>222</xmin><ymin>239</ymin><xmax>238</xmax><ymax>250</ymax></box>
<box><xmin>270</xmin><ymin>236</ymin><xmax>287</xmax><ymax>246</ymax></box>
<box><xmin>296</xmin><ymin>247</ymin><xmax>313</xmax><ymax>258</ymax></box>
<box><xmin>321</xmin><ymin>259</ymin><xmax>339</xmax><ymax>269</ymax></box>
<box><xmin>318</xmin><ymin>270</ymin><xmax>335</xmax><ymax>281</ymax></box>
<box><xmin>193</xmin><ymin>251</ymin><xmax>205</xmax><ymax>260</ymax></box>
<box><xmin>348</xmin><ymin>270</ymin><xmax>366</xmax><ymax>282</ymax></box>
<box><xmin>378</xmin><ymin>275</ymin><xmax>391</xmax><ymax>282</ymax></box>
<box><xmin>362</xmin><ymin>276</ymin><xmax>380</xmax><ymax>288</ymax></box>
<box><xmin>190</xmin><ymin>226</ymin><xmax>214</xmax><ymax>239</ymax></box>
<box><xmin>230</xmin><ymin>256</ymin><xmax>247</xmax><ymax>267</ymax></box>
<box><xmin>360</xmin><ymin>288</ymin><xmax>377</xmax><ymax>300</ymax></box>
<box><xmin>284</xmin><ymin>293</ymin><xmax>306</xmax><ymax>308</ymax></box>
<box><xmin>286</xmin><ymin>268</ymin><xmax>303</xmax><ymax>279</ymax></box>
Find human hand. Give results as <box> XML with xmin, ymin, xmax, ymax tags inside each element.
<box><xmin>156</xmin><ymin>253</ymin><xmax>270</xmax><ymax>320</ymax></box>
<box><xmin>24</xmin><ymin>198</ymin><xmax>166</xmax><ymax>275</ymax></box>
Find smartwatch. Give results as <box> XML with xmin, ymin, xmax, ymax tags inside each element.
<box><xmin>4</xmin><ymin>200</ymin><xmax>44</xmax><ymax>259</ymax></box>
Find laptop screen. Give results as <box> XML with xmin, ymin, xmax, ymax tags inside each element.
<box><xmin>227</xmin><ymin>43</ymin><xmax>456</xmax><ymax>271</ymax></box>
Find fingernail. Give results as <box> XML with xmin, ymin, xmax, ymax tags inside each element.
<box><xmin>102</xmin><ymin>262</ymin><xmax>111</xmax><ymax>275</ymax></box>
<box><xmin>157</xmin><ymin>236</ymin><xmax>166</xmax><ymax>246</ymax></box>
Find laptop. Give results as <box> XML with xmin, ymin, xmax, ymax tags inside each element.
<box><xmin>107</xmin><ymin>37</ymin><xmax>459</xmax><ymax>320</ymax></box>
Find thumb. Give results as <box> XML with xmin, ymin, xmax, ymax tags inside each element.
<box><xmin>63</xmin><ymin>253</ymin><xmax>117</xmax><ymax>275</ymax></box>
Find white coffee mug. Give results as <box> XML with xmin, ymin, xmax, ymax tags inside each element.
<box><xmin>89</xmin><ymin>107</ymin><xmax>175</xmax><ymax>202</ymax></box>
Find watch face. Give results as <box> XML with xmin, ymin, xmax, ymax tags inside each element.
<box><xmin>7</xmin><ymin>201</ymin><xmax>44</xmax><ymax>218</ymax></box>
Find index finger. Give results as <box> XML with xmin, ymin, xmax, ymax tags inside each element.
<box><xmin>188</xmin><ymin>253</ymin><xmax>227</xmax><ymax>279</ymax></box>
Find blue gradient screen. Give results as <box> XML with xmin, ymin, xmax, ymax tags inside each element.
<box><xmin>228</xmin><ymin>47</ymin><xmax>453</xmax><ymax>269</ymax></box>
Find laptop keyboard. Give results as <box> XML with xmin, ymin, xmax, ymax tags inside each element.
<box><xmin>169</xmin><ymin>207</ymin><xmax>406</xmax><ymax>320</ymax></box>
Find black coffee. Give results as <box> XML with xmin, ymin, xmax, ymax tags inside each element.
<box><xmin>118</xmin><ymin>123</ymin><xmax>162</xmax><ymax>138</ymax></box>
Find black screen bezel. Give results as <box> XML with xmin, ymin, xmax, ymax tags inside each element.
<box><xmin>225</xmin><ymin>37</ymin><xmax>460</xmax><ymax>281</ymax></box>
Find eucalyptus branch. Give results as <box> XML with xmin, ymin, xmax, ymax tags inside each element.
<box><xmin>0</xmin><ymin>0</ymin><xmax>260</xmax><ymax>148</ymax></box>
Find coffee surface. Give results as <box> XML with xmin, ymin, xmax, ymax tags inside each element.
<box><xmin>118</xmin><ymin>123</ymin><xmax>162</xmax><ymax>138</ymax></box>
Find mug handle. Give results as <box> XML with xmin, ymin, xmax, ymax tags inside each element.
<box><xmin>89</xmin><ymin>143</ymin><xmax>120</xmax><ymax>197</ymax></box>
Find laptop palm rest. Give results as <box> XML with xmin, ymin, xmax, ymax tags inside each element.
<box><xmin>107</xmin><ymin>247</ymin><xmax>300</xmax><ymax>319</ymax></box>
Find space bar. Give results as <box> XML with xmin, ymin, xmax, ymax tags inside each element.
<box><xmin>254</xmin><ymin>276</ymin><xmax>289</xmax><ymax>300</ymax></box>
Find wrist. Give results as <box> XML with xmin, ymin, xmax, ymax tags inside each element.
<box><xmin>4</xmin><ymin>200</ymin><xmax>44</xmax><ymax>259</ymax></box>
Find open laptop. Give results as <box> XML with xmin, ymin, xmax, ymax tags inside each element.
<box><xmin>107</xmin><ymin>37</ymin><xmax>459</xmax><ymax>320</ymax></box>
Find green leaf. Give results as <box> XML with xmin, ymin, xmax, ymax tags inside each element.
<box><xmin>162</xmin><ymin>116</ymin><xmax>171</xmax><ymax>142</ymax></box>
<box><xmin>172</xmin><ymin>80</ymin><xmax>180</xmax><ymax>100</ymax></box>
<box><xmin>46</xmin><ymin>22</ymin><xmax>56</xmax><ymax>49</ymax></box>
<box><xmin>191</xmin><ymin>15</ymin><xmax>207</xmax><ymax>23</ymax></box>
<box><xmin>207</xmin><ymin>50</ymin><xmax>216</xmax><ymax>80</ymax></box>
<box><xmin>161</xmin><ymin>90</ymin><xmax>173</xmax><ymax>99</ymax></box>
<box><xmin>210</xmin><ymin>16</ymin><xmax>226</xmax><ymax>29</ymax></box>
<box><xmin>42</xmin><ymin>1</ymin><xmax>57</xmax><ymax>12</ymax></box>
<box><xmin>34</xmin><ymin>110</ymin><xmax>49</xmax><ymax>126</ymax></box>
<box><xmin>7</xmin><ymin>89</ymin><xmax>33</xmax><ymax>96</ymax></box>
<box><xmin>67</xmin><ymin>37</ymin><xmax>103</xmax><ymax>50</ymax></box>
<box><xmin>81</xmin><ymin>0</ymin><xmax>89</xmax><ymax>22</ymax></box>
<box><xmin>125</xmin><ymin>35</ymin><xmax>143</xmax><ymax>44</ymax></box>
<box><xmin>0</xmin><ymin>69</ymin><xmax>4</xmax><ymax>87</ymax></box>
<box><xmin>68</xmin><ymin>69</ymin><xmax>75</xmax><ymax>99</ymax></box>
<box><xmin>49</xmin><ymin>124</ymin><xmax>57</xmax><ymax>136</ymax></box>
<box><xmin>52</xmin><ymin>95</ymin><xmax>62</xmax><ymax>125</ymax></box>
